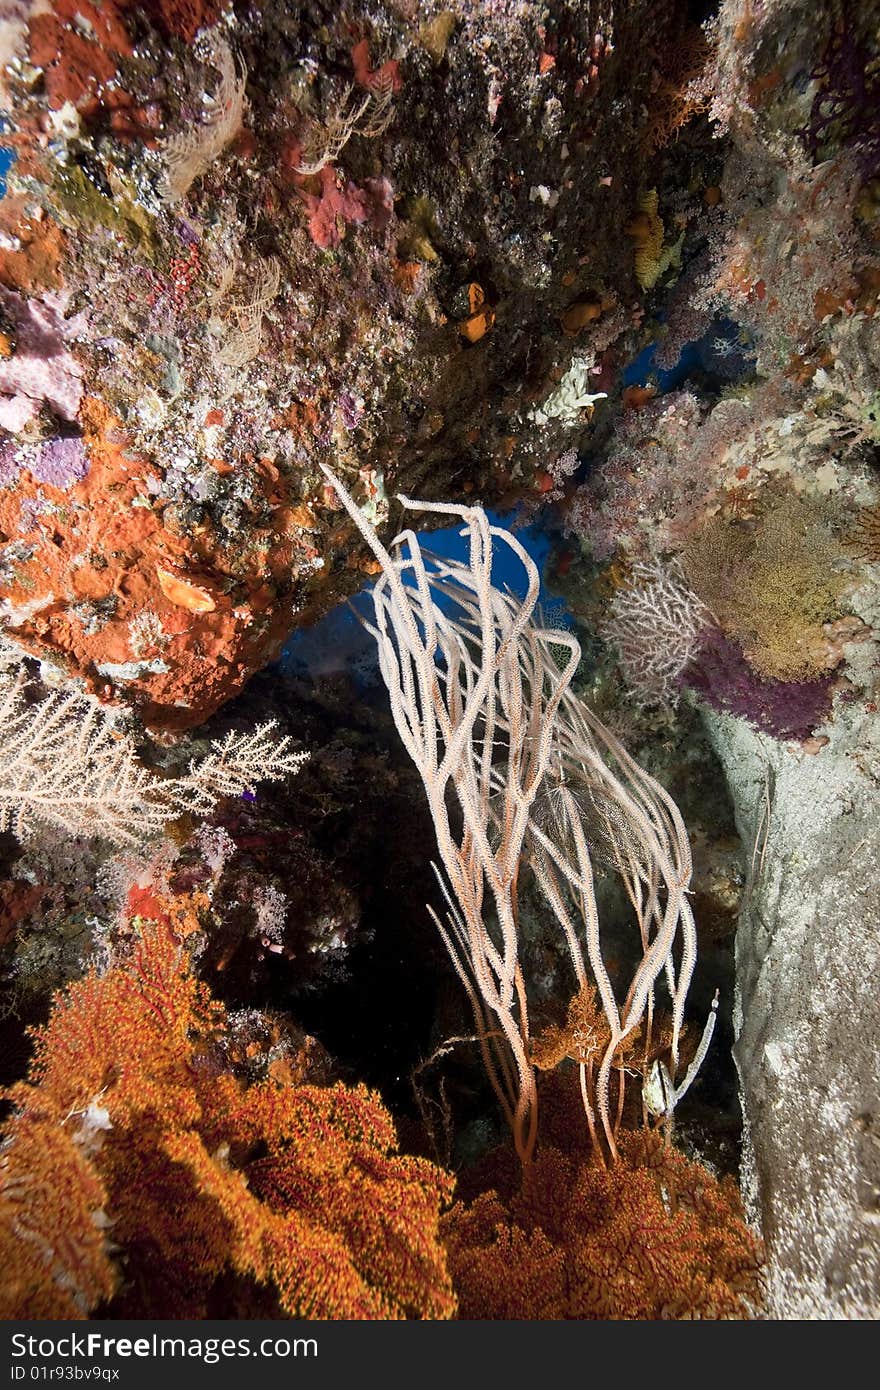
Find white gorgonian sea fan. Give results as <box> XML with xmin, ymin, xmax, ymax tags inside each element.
<box><xmin>603</xmin><ymin>558</ymin><xmax>713</xmax><ymax>708</ymax></box>
<box><xmin>0</xmin><ymin>667</ymin><xmax>307</xmax><ymax>846</ymax></box>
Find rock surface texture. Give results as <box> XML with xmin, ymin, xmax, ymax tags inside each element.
<box><xmin>704</xmin><ymin>585</ymin><xmax>880</xmax><ymax>1318</ymax></box>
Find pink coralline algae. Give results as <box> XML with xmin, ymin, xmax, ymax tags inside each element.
<box><xmin>363</xmin><ymin>177</ymin><xmax>394</xmax><ymax>234</ymax></box>
<box><xmin>0</xmin><ymin>436</ymin><xmax>88</xmax><ymax>491</ymax></box>
<box><xmin>0</xmin><ymin>290</ymin><xmax>83</xmax><ymax>431</ymax></box>
<box><xmin>300</xmin><ymin>167</ymin><xmax>374</xmax><ymax>250</ymax></box>
<box><xmin>29</xmin><ymin>436</ymin><xmax>89</xmax><ymax>488</ymax></box>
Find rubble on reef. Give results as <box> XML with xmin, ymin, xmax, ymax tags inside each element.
<box><xmin>0</xmin><ymin>0</ymin><xmax>879</xmax><ymax>1325</ymax></box>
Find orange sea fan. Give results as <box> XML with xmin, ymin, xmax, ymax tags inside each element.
<box><xmin>443</xmin><ymin>1132</ymin><xmax>763</xmax><ymax>1320</ymax></box>
<box><xmin>641</xmin><ymin>24</ymin><xmax>714</xmax><ymax>153</ymax></box>
<box><xmin>0</xmin><ymin>898</ymin><xmax>455</xmax><ymax>1320</ymax></box>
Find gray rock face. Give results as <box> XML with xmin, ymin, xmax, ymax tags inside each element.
<box><xmin>702</xmin><ymin>596</ymin><xmax>880</xmax><ymax>1319</ymax></box>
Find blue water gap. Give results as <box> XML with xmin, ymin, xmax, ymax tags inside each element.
<box><xmin>0</xmin><ymin>141</ymin><xmax>15</xmax><ymax>197</ymax></box>
<box><xmin>279</xmin><ymin>509</ymin><xmax>569</xmax><ymax>689</ymax></box>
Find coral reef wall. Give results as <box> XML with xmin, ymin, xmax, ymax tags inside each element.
<box><xmin>549</xmin><ymin>0</ymin><xmax>880</xmax><ymax>1317</ymax></box>
<box><xmin>693</xmin><ymin>505</ymin><xmax>880</xmax><ymax>1320</ymax></box>
<box><xmin>0</xmin><ymin>0</ymin><xmax>693</xmax><ymax>728</ymax></box>
<box><xmin>1</xmin><ymin>0</ymin><xmax>879</xmax><ymax>1325</ymax></box>
<box><xmin>703</xmin><ymin>610</ymin><xmax>880</xmax><ymax>1319</ymax></box>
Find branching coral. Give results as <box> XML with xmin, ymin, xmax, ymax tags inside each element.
<box><xmin>0</xmin><ymin>897</ymin><xmax>455</xmax><ymax>1320</ymax></box>
<box><xmin>799</xmin><ymin>3</ymin><xmax>880</xmax><ymax>174</ymax></box>
<box><xmin>683</xmin><ymin>627</ymin><xmax>836</xmax><ymax>741</ymax></box>
<box><xmin>216</xmin><ymin>255</ymin><xmax>282</xmax><ymax>368</ymax></box>
<box><xmin>641</xmin><ymin>23</ymin><xmax>715</xmax><ymax>153</ymax></box>
<box><xmin>683</xmin><ymin>495</ymin><xmax>852</xmax><ymax>682</ymax></box>
<box><xmin>0</xmin><ymin>664</ymin><xmax>307</xmax><ymax>846</ymax></box>
<box><xmin>602</xmin><ymin>558</ymin><xmax>713</xmax><ymax>708</ymax></box>
<box><xmin>443</xmin><ymin>1131</ymin><xmax>763</xmax><ymax>1319</ymax></box>
<box><xmin>563</xmin><ymin>391</ymin><xmax>759</xmax><ymax>561</ymax></box>
<box><xmin>160</xmin><ymin>32</ymin><xmax>247</xmax><ymax>203</ymax></box>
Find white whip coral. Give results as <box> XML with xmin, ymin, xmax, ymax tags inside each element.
<box><xmin>321</xmin><ymin>463</ymin><xmax>711</xmax><ymax>1164</ymax></box>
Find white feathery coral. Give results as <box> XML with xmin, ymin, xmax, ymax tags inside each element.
<box><xmin>0</xmin><ymin>667</ymin><xmax>307</xmax><ymax>846</ymax></box>
<box><xmin>160</xmin><ymin>33</ymin><xmax>247</xmax><ymax>203</ymax></box>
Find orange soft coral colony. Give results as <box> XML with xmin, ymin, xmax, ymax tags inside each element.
<box><xmin>0</xmin><ymin>893</ymin><xmax>455</xmax><ymax>1320</ymax></box>
<box><xmin>443</xmin><ymin>1136</ymin><xmax>763</xmax><ymax>1320</ymax></box>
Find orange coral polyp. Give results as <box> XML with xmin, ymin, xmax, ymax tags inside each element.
<box><xmin>156</xmin><ymin>565</ymin><xmax>218</xmax><ymax>613</ymax></box>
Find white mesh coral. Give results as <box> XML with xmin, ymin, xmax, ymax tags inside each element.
<box><xmin>603</xmin><ymin>558</ymin><xmax>712</xmax><ymax>708</ymax></box>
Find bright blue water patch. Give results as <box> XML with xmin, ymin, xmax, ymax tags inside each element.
<box><xmin>623</xmin><ymin>335</ymin><xmax>704</xmax><ymax>392</ymax></box>
<box><xmin>411</xmin><ymin>509</ymin><xmax>555</xmax><ymax>605</ymax></box>
<box><xmin>0</xmin><ymin>140</ymin><xmax>15</xmax><ymax>198</ymax></box>
<box><xmin>279</xmin><ymin>509</ymin><xmax>570</xmax><ymax>688</ymax></box>
<box><xmin>622</xmin><ymin>340</ymin><xmax>659</xmax><ymax>386</ymax></box>
<box><xmin>623</xmin><ymin>316</ymin><xmax>755</xmax><ymax>394</ymax></box>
